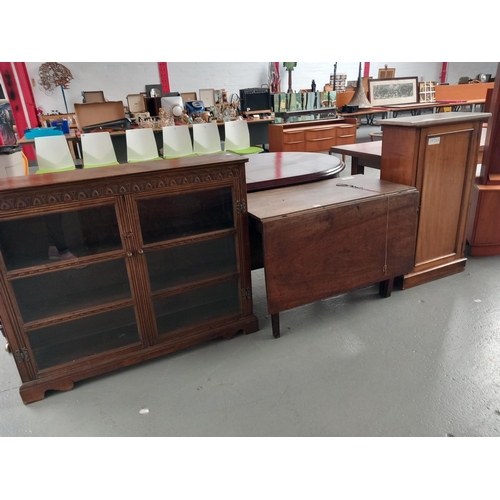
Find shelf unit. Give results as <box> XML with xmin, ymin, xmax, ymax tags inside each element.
<box><xmin>380</xmin><ymin>112</ymin><xmax>490</xmax><ymax>288</ymax></box>
<box><xmin>0</xmin><ymin>153</ymin><xmax>258</xmax><ymax>403</ymax></box>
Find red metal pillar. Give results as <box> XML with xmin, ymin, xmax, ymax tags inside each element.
<box><xmin>363</xmin><ymin>62</ymin><xmax>370</xmax><ymax>78</ymax></box>
<box><xmin>440</xmin><ymin>62</ymin><xmax>448</xmax><ymax>84</ymax></box>
<box><xmin>158</xmin><ymin>63</ymin><xmax>170</xmax><ymax>94</ymax></box>
<box><xmin>0</xmin><ymin>62</ymin><xmax>38</xmax><ymax>160</ymax></box>
<box><xmin>13</xmin><ymin>62</ymin><xmax>39</xmax><ymax>127</ymax></box>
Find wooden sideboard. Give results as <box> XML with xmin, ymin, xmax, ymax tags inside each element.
<box><xmin>0</xmin><ymin>153</ymin><xmax>258</xmax><ymax>403</ymax></box>
<box><xmin>435</xmin><ymin>82</ymin><xmax>494</xmax><ymax>102</ymax></box>
<box><xmin>379</xmin><ymin>112</ymin><xmax>490</xmax><ymax>288</ymax></box>
<box><xmin>268</xmin><ymin>118</ymin><xmax>357</xmax><ymax>152</ymax></box>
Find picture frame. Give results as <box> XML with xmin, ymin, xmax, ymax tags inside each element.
<box><xmin>199</xmin><ymin>88</ymin><xmax>215</xmax><ymax>108</ymax></box>
<box><xmin>145</xmin><ymin>84</ymin><xmax>163</xmax><ymax>98</ymax></box>
<box><xmin>368</xmin><ymin>77</ymin><xmax>419</xmax><ymax>106</ymax></box>
<box><xmin>378</xmin><ymin>67</ymin><xmax>396</xmax><ymax>79</ymax></box>
<box><xmin>419</xmin><ymin>81</ymin><xmax>436</xmax><ymax>103</ymax></box>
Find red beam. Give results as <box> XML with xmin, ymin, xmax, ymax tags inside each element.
<box><xmin>440</xmin><ymin>62</ymin><xmax>448</xmax><ymax>84</ymax></box>
<box><xmin>158</xmin><ymin>62</ymin><xmax>170</xmax><ymax>93</ymax></box>
<box><xmin>13</xmin><ymin>62</ymin><xmax>39</xmax><ymax>127</ymax></box>
<box><xmin>364</xmin><ymin>62</ymin><xmax>370</xmax><ymax>78</ymax></box>
<box><xmin>0</xmin><ymin>62</ymin><xmax>36</xmax><ymax>160</ymax></box>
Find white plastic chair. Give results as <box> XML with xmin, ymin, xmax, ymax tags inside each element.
<box><xmin>125</xmin><ymin>128</ymin><xmax>162</xmax><ymax>163</ymax></box>
<box><xmin>224</xmin><ymin>120</ymin><xmax>263</xmax><ymax>155</ymax></box>
<box><xmin>162</xmin><ymin>126</ymin><xmax>196</xmax><ymax>159</ymax></box>
<box><xmin>192</xmin><ymin>122</ymin><xmax>223</xmax><ymax>155</ymax></box>
<box><xmin>34</xmin><ymin>135</ymin><xmax>76</xmax><ymax>174</ymax></box>
<box><xmin>81</xmin><ymin>132</ymin><xmax>119</xmax><ymax>168</ymax></box>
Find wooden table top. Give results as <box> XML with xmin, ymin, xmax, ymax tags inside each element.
<box><xmin>247</xmin><ymin>175</ymin><xmax>417</xmax><ymax>220</ymax></box>
<box><xmin>245</xmin><ymin>152</ymin><xmax>345</xmax><ymax>192</ymax></box>
<box><xmin>337</xmin><ymin>107</ymin><xmax>388</xmax><ymax>118</ymax></box>
<box><xmin>330</xmin><ymin>127</ymin><xmax>487</xmax><ymax>164</ymax></box>
<box><xmin>329</xmin><ymin>141</ymin><xmax>382</xmax><ymax>161</ymax></box>
<box><xmin>17</xmin><ymin>130</ymin><xmax>80</xmax><ymax>146</ymax></box>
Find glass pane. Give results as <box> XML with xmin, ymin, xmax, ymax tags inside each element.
<box><xmin>137</xmin><ymin>187</ymin><xmax>234</xmax><ymax>244</ymax></box>
<box><xmin>28</xmin><ymin>306</ymin><xmax>140</xmax><ymax>370</ymax></box>
<box><xmin>146</xmin><ymin>236</ymin><xmax>237</xmax><ymax>292</ymax></box>
<box><xmin>154</xmin><ymin>279</ymin><xmax>240</xmax><ymax>335</ymax></box>
<box><xmin>0</xmin><ymin>205</ymin><xmax>122</xmax><ymax>271</ymax></box>
<box><xmin>12</xmin><ymin>259</ymin><xmax>131</xmax><ymax>323</ymax></box>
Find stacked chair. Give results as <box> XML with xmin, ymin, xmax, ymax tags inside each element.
<box><xmin>223</xmin><ymin>120</ymin><xmax>263</xmax><ymax>155</ymax></box>
<box><xmin>81</xmin><ymin>132</ymin><xmax>119</xmax><ymax>168</ymax></box>
<box><xmin>125</xmin><ymin>128</ymin><xmax>162</xmax><ymax>163</ymax></box>
<box><xmin>34</xmin><ymin>135</ymin><xmax>76</xmax><ymax>174</ymax></box>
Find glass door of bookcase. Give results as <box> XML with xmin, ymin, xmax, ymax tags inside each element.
<box><xmin>134</xmin><ymin>185</ymin><xmax>243</xmax><ymax>339</ymax></box>
<box><xmin>0</xmin><ymin>202</ymin><xmax>142</xmax><ymax>371</ymax></box>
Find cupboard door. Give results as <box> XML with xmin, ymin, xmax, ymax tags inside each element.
<box><xmin>134</xmin><ymin>186</ymin><xmax>245</xmax><ymax>337</ymax></box>
<box><xmin>0</xmin><ymin>203</ymin><xmax>142</xmax><ymax>371</ymax></box>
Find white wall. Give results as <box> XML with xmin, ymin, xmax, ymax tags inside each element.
<box><xmin>25</xmin><ymin>62</ymin><xmax>161</xmax><ymax>114</ymax></box>
<box><xmin>447</xmin><ymin>62</ymin><xmax>498</xmax><ymax>84</ymax></box>
<box><xmin>24</xmin><ymin>62</ymin><xmax>498</xmax><ymax>115</ymax></box>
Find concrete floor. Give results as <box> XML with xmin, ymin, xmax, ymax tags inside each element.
<box><xmin>2</xmin><ymin>119</ymin><xmax>499</xmax><ymax>437</ymax></box>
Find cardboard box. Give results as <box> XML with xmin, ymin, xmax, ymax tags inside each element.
<box><xmin>74</xmin><ymin>102</ymin><xmax>126</xmax><ymax>130</ymax></box>
<box><xmin>126</xmin><ymin>94</ymin><xmax>146</xmax><ymax>113</ymax></box>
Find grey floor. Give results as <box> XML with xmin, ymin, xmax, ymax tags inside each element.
<box><xmin>2</xmin><ymin>117</ymin><xmax>500</xmax><ymax>437</ymax></box>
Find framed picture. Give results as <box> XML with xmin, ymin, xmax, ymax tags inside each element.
<box><xmin>378</xmin><ymin>67</ymin><xmax>396</xmax><ymax>79</ymax></box>
<box><xmin>368</xmin><ymin>77</ymin><xmax>419</xmax><ymax>106</ymax></box>
<box><xmin>145</xmin><ymin>84</ymin><xmax>163</xmax><ymax>98</ymax></box>
<box><xmin>199</xmin><ymin>88</ymin><xmax>215</xmax><ymax>108</ymax></box>
<box><xmin>419</xmin><ymin>81</ymin><xmax>436</xmax><ymax>103</ymax></box>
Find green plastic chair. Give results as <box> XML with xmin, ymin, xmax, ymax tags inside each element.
<box><xmin>192</xmin><ymin>122</ymin><xmax>223</xmax><ymax>155</ymax></box>
<box><xmin>162</xmin><ymin>125</ymin><xmax>197</xmax><ymax>159</ymax></box>
<box><xmin>126</xmin><ymin>128</ymin><xmax>162</xmax><ymax>163</ymax></box>
<box><xmin>81</xmin><ymin>131</ymin><xmax>119</xmax><ymax>168</ymax></box>
<box><xmin>224</xmin><ymin>120</ymin><xmax>263</xmax><ymax>155</ymax></box>
<box><xmin>34</xmin><ymin>135</ymin><xmax>76</xmax><ymax>174</ymax></box>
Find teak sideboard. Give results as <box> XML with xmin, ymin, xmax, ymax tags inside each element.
<box><xmin>0</xmin><ymin>154</ymin><xmax>258</xmax><ymax>404</ymax></box>
<box><xmin>268</xmin><ymin>118</ymin><xmax>357</xmax><ymax>152</ymax></box>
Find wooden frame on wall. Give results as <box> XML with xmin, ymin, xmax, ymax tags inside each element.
<box><xmin>369</xmin><ymin>77</ymin><xmax>419</xmax><ymax>106</ymax></box>
<box><xmin>378</xmin><ymin>67</ymin><xmax>396</xmax><ymax>79</ymax></box>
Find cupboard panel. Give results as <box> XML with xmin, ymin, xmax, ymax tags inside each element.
<box><xmin>145</xmin><ymin>236</ymin><xmax>237</xmax><ymax>292</ymax></box>
<box><xmin>28</xmin><ymin>306</ymin><xmax>140</xmax><ymax>371</ymax></box>
<box><xmin>11</xmin><ymin>259</ymin><xmax>131</xmax><ymax>323</ymax></box>
<box><xmin>136</xmin><ymin>187</ymin><xmax>235</xmax><ymax>244</ymax></box>
<box><xmin>154</xmin><ymin>279</ymin><xmax>240</xmax><ymax>335</ymax></box>
<box><xmin>0</xmin><ymin>205</ymin><xmax>122</xmax><ymax>272</ymax></box>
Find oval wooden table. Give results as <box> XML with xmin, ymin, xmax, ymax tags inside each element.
<box><xmin>244</xmin><ymin>152</ymin><xmax>345</xmax><ymax>192</ymax></box>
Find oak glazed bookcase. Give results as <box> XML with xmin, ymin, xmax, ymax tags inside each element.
<box><xmin>0</xmin><ymin>153</ymin><xmax>258</xmax><ymax>403</ymax></box>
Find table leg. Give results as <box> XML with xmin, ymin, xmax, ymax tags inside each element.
<box><xmin>351</xmin><ymin>158</ymin><xmax>364</xmax><ymax>175</ymax></box>
<box><xmin>379</xmin><ymin>277</ymin><xmax>394</xmax><ymax>298</ymax></box>
<box><xmin>271</xmin><ymin>313</ymin><xmax>280</xmax><ymax>338</ymax></box>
